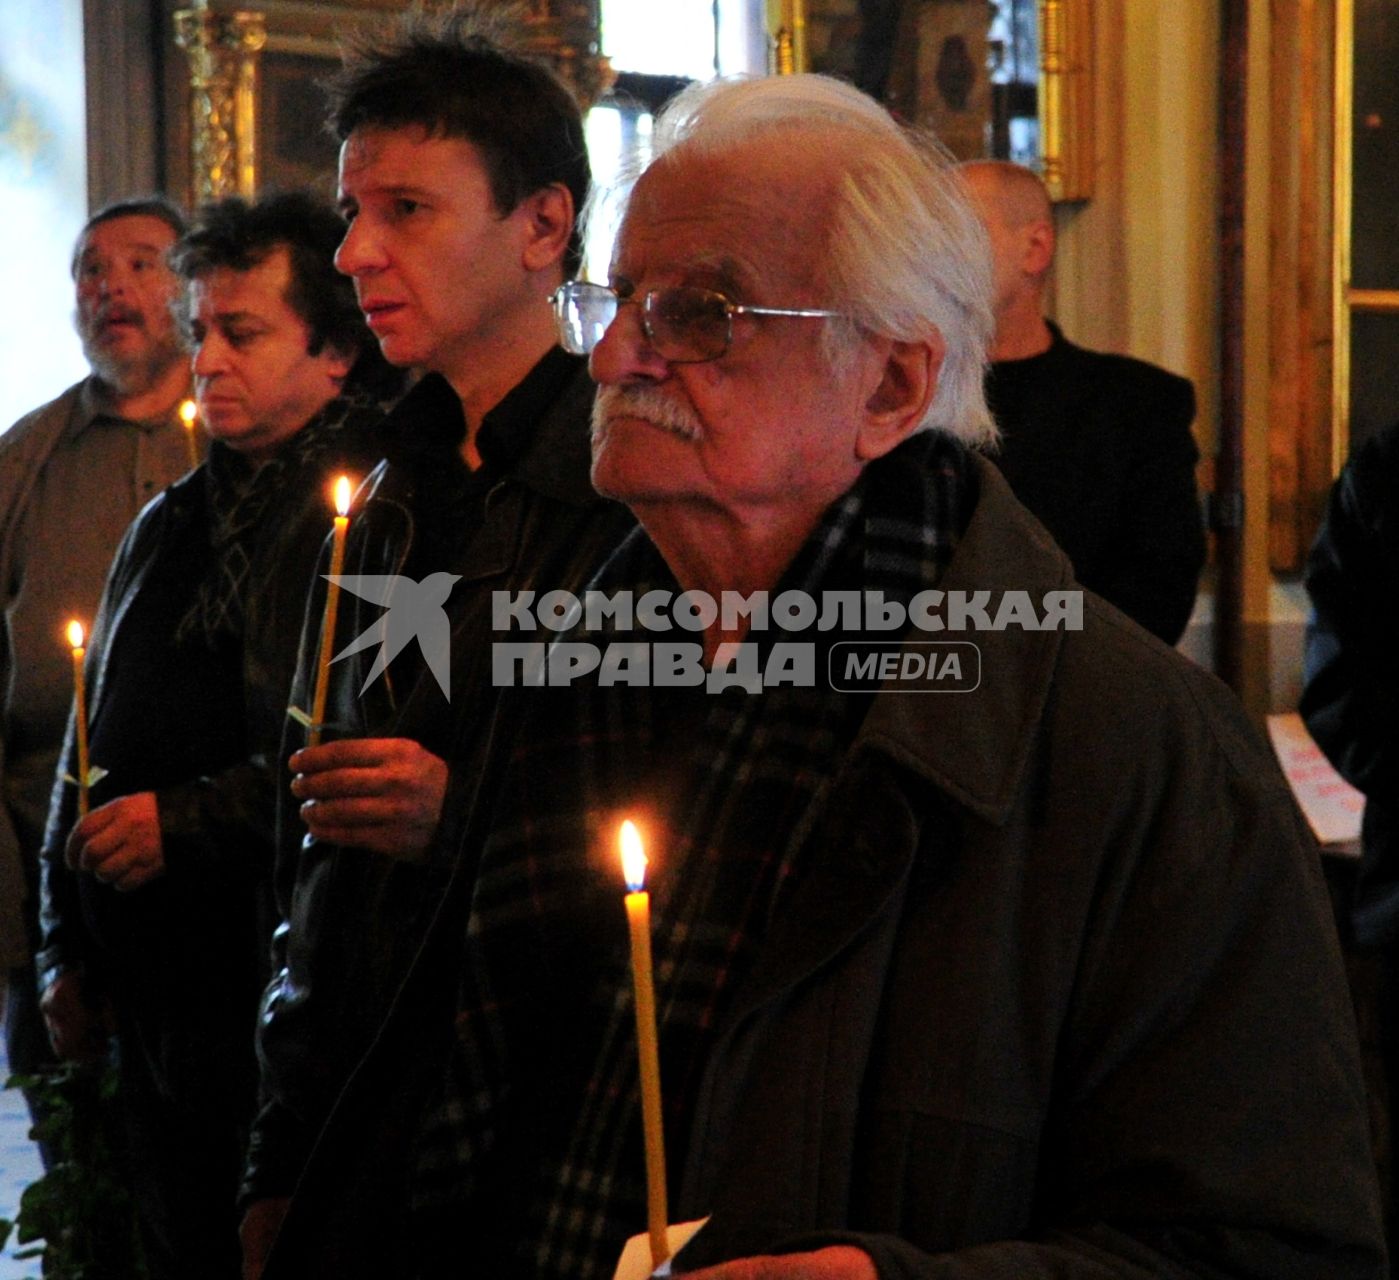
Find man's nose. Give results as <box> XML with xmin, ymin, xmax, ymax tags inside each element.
<box><xmin>334</xmin><ymin>220</ymin><xmax>382</xmax><ymax>277</ymax></box>
<box><xmin>191</xmin><ymin>336</ymin><xmax>228</xmax><ymax>377</ymax></box>
<box><xmin>588</xmin><ymin>303</ymin><xmax>670</xmax><ymax>386</ymax></box>
<box><xmin>87</xmin><ymin>268</ymin><xmax>121</xmax><ymax>300</ymax></box>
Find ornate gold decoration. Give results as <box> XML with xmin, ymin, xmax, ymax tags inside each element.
<box><xmin>1037</xmin><ymin>0</ymin><xmax>1093</xmax><ymax>202</ymax></box>
<box><xmin>768</xmin><ymin>0</ymin><xmax>809</xmax><ymax>75</ymax></box>
<box><xmin>1332</xmin><ymin>0</ymin><xmax>1355</xmax><ymax>474</ymax></box>
<box><xmin>173</xmin><ymin>2</ymin><xmax>267</xmax><ymax>203</ymax></box>
<box><xmin>517</xmin><ymin>0</ymin><xmax>613</xmax><ymax>110</ymax></box>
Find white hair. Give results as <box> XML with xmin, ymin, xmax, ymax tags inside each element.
<box><xmin>588</xmin><ymin>74</ymin><xmax>997</xmax><ymax>446</ymax></box>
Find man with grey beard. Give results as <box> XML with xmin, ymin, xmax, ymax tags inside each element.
<box><xmin>0</xmin><ymin>196</ymin><xmax>193</xmax><ymax>1158</ymax></box>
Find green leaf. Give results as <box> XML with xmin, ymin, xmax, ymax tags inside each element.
<box><xmin>286</xmin><ymin>704</ymin><xmax>314</xmax><ymax>728</ymax></box>
<box><xmin>84</xmin><ymin>765</ymin><xmax>108</xmax><ymax>787</ymax></box>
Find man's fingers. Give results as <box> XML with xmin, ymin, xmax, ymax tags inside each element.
<box><xmin>65</xmin><ymin>807</ymin><xmax>116</xmax><ymax>867</ymax></box>
<box><xmin>290</xmin><ymin>738</ymin><xmax>412</xmax><ymax>774</ymax></box>
<box><xmin>89</xmin><ymin>844</ymin><xmax>138</xmax><ymax>882</ymax></box>
<box><xmin>291</xmin><ymin>765</ymin><xmax>409</xmax><ymax>802</ymax></box>
<box><xmin>75</xmin><ymin>825</ymin><xmax>129</xmax><ymax>872</ymax></box>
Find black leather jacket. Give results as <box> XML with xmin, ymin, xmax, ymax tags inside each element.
<box><xmin>36</xmin><ymin>394</ymin><xmax>391</xmax><ymax>1005</ymax></box>
<box><xmin>244</xmin><ymin>356</ymin><xmax>634</xmax><ymax>1206</ymax></box>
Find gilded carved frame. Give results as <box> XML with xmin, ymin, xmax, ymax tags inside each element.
<box><xmin>1038</xmin><ymin>0</ymin><xmax>1093</xmax><ymax>202</ymax></box>
<box><xmin>172</xmin><ymin>0</ymin><xmax>609</xmax><ymax>205</ymax></box>
<box><xmin>795</xmin><ymin>0</ymin><xmax>1093</xmax><ymax>201</ymax></box>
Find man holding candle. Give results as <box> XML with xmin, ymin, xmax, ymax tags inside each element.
<box><xmin>273</xmin><ymin>75</ymin><xmax>1384</xmax><ymax>1278</ymax></box>
<box><xmin>242</xmin><ymin>12</ymin><xmax>632</xmax><ymax>1275</ymax></box>
<box><xmin>36</xmin><ymin>191</ymin><xmax>400</xmax><ymax>1278</ymax></box>
<box><xmin>0</xmin><ymin>196</ymin><xmax>192</xmax><ymax>1162</ymax></box>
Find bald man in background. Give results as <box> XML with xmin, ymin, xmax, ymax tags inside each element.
<box><xmin>961</xmin><ymin>160</ymin><xmax>1205</xmax><ymax>645</ymax></box>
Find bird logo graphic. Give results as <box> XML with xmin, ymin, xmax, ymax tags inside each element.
<box><xmin>329</xmin><ymin>572</ymin><xmax>462</xmax><ymax>699</ymax></box>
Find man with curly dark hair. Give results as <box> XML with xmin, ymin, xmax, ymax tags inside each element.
<box><xmin>36</xmin><ymin>190</ymin><xmax>401</xmax><ymax>1279</ymax></box>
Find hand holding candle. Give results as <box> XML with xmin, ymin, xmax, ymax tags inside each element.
<box><xmin>66</xmin><ymin>621</ymin><xmax>91</xmax><ymax>818</ymax></box>
<box><xmin>621</xmin><ymin>819</ymin><xmax>669</xmax><ymax>1270</ymax></box>
<box><xmin>307</xmin><ymin>476</ymin><xmax>352</xmax><ymax>749</ymax></box>
<box><xmin>179</xmin><ymin>398</ymin><xmax>200</xmax><ymax>470</ymax></box>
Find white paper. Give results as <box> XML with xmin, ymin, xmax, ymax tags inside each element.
<box><xmin>1267</xmin><ymin>712</ymin><xmax>1365</xmax><ymax>852</ymax></box>
<box><xmin>612</xmin><ymin>1217</ymin><xmax>711</xmax><ymax>1280</ymax></box>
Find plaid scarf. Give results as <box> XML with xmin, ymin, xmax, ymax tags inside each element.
<box><xmin>177</xmin><ymin>383</ymin><xmax>388</xmax><ymax>646</ymax></box>
<box><xmin>411</xmin><ymin>432</ymin><xmax>970</xmax><ymax>1277</ymax></box>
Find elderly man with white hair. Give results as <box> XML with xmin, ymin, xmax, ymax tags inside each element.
<box><xmin>263</xmin><ymin>76</ymin><xmax>1385</xmax><ymax>1279</ymax></box>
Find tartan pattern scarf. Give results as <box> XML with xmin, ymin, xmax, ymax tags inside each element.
<box><xmin>410</xmin><ymin>432</ymin><xmax>970</xmax><ymax>1278</ymax></box>
<box><xmin>178</xmin><ymin>383</ymin><xmax>388</xmax><ymax>646</ymax></box>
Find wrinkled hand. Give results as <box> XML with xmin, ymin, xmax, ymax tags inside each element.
<box><xmin>40</xmin><ymin>972</ymin><xmax>109</xmax><ymax>1062</ymax></box>
<box><xmin>683</xmin><ymin>1248</ymin><xmax>877</xmax><ymax>1280</ymax></box>
<box><xmin>66</xmin><ymin>791</ymin><xmax>164</xmax><ymax>890</ymax></box>
<box><xmin>240</xmin><ymin>1196</ymin><xmax>291</xmax><ymax>1280</ymax></box>
<box><xmin>290</xmin><ymin>737</ymin><xmax>448</xmax><ymax>861</ymax></box>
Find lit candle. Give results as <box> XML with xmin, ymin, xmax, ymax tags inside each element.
<box><xmin>179</xmin><ymin>398</ymin><xmax>200</xmax><ymax>470</ymax></box>
<box><xmin>306</xmin><ymin>476</ymin><xmax>352</xmax><ymax>749</ymax></box>
<box><xmin>66</xmin><ymin>621</ymin><xmax>90</xmax><ymax>818</ymax></box>
<box><xmin>621</xmin><ymin>819</ymin><xmax>669</xmax><ymax>1269</ymax></box>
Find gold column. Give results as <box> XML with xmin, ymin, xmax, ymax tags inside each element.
<box><xmin>173</xmin><ymin>0</ymin><xmax>267</xmax><ymax>203</ymax></box>
<box><xmin>1038</xmin><ymin>0</ymin><xmax>1093</xmax><ymax>202</ymax></box>
<box><xmin>518</xmin><ymin>0</ymin><xmax>613</xmax><ymax>109</ymax></box>
<box><xmin>767</xmin><ymin>0</ymin><xmax>809</xmax><ymax>75</ymax></box>
<box><xmin>1331</xmin><ymin>0</ymin><xmax>1355</xmax><ymax>474</ymax></box>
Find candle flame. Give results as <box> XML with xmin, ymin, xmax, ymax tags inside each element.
<box><xmin>334</xmin><ymin>475</ymin><xmax>352</xmax><ymax>517</ymax></box>
<box><xmin>66</xmin><ymin>620</ymin><xmax>85</xmax><ymax>650</ymax></box>
<box><xmin>178</xmin><ymin>398</ymin><xmax>198</xmax><ymax>427</ymax></box>
<box><xmin>620</xmin><ymin>819</ymin><xmax>648</xmax><ymax>892</ymax></box>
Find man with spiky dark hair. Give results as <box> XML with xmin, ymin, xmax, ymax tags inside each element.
<box><xmin>37</xmin><ymin>190</ymin><xmax>400</xmax><ymax>1279</ymax></box>
<box><xmin>241</xmin><ymin>10</ymin><xmax>629</xmax><ymax>1274</ymax></box>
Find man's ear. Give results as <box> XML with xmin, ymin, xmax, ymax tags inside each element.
<box><xmin>1022</xmin><ymin>217</ymin><xmax>1054</xmax><ymax>278</ymax></box>
<box><xmin>322</xmin><ymin>342</ymin><xmax>356</xmax><ymax>385</ymax></box>
<box><xmin>855</xmin><ymin>335</ymin><xmax>943</xmax><ymax>461</ymax></box>
<box><xmin>520</xmin><ymin>183</ymin><xmax>575</xmax><ymax>273</ymax></box>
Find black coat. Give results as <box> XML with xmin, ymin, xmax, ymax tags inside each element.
<box><xmin>267</xmin><ymin>459</ymin><xmax>1383</xmax><ymax>1279</ymax></box>
<box><xmin>985</xmin><ymin>322</ymin><xmax>1205</xmax><ymax>644</ymax></box>
<box><xmin>1302</xmin><ymin>420</ymin><xmax>1399</xmax><ymax>947</ymax></box>
<box><xmin>244</xmin><ymin>357</ymin><xmax>634</xmax><ymax>1206</ymax></box>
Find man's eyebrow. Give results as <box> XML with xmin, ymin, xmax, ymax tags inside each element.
<box><xmin>679</xmin><ymin>257</ymin><xmax>748</xmax><ymax>297</ymax></box>
<box><xmin>86</xmin><ymin>240</ymin><xmax>168</xmax><ymax>259</ymax></box>
<box><xmin>352</xmin><ymin>182</ymin><xmax>437</xmax><ymax>202</ymax></box>
<box><xmin>611</xmin><ymin>257</ymin><xmax>749</xmax><ymax>296</ymax></box>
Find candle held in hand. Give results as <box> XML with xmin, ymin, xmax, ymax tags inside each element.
<box><xmin>621</xmin><ymin>819</ymin><xmax>669</xmax><ymax>1269</ymax></box>
<box><xmin>66</xmin><ymin>620</ymin><xmax>90</xmax><ymax>818</ymax></box>
<box><xmin>307</xmin><ymin>476</ymin><xmax>352</xmax><ymax>749</ymax></box>
<box><xmin>179</xmin><ymin>398</ymin><xmax>200</xmax><ymax>470</ymax></box>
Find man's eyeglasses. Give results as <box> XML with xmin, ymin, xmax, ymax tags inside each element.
<box><xmin>550</xmin><ymin>280</ymin><xmax>845</xmax><ymax>365</ymax></box>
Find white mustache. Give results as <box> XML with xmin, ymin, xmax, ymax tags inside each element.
<box><xmin>592</xmin><ymin>384</ymin><xmax>702</xmax><ymax>442</ymax></box>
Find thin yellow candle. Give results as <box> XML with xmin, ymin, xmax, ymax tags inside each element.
<box><xmin>179</xmin><ymin>398</ymin><xmax>200</xmax><ymax>470</ymax></box>
<box><xmin>621</xmin><ymin>819</ymin><xmax>669</xmax><ymax>1269</ymax></box>
<box><xmin>307</xmin><ymin>476</ymin><xmax>352</xmax><ymax>749</ymax></box>
<box><xmin>66</xmin><ymin>621</ymin><xmax>90</xmax><ymax>818</ymax></box>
